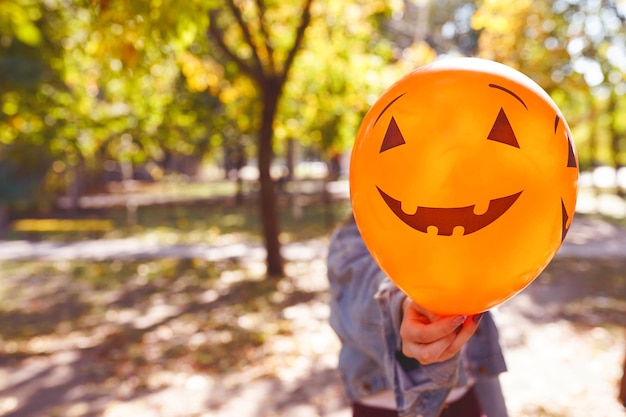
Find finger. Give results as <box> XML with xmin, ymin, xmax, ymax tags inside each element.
<box><xmin>440</xmin><ymin>313</ymin><xmax>485</xmax><ymax>360</ymax></box>
<box><xmin>402</xmin><ymin>333</ymin><xmax>456</xmax><ymax>365</ymax></box>
<box><xmin>401</xmin><ymin>310</ymin><xmax>467</xmax><ymax>344</ymax></box>
<box><xmin>409</xmin><ymin>316</ymin><xmax>479</xmax><ymax>365</ymax></box>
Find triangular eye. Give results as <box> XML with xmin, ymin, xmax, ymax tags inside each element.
<box><xmin>380</xmin><ymin>116</ymin><xmax>406</xmax><ymax>153</ymax></box>
<box><xmin>566</xmin><ymin>133</ymin><xmax>577</xmax><ymax>168</ymax></box>
<box><xmin>561</xmin><ymin>199</ymin><xmax>570</xmax><ymax>242</ymax></box>
<box><xmin>487</xmin><ymin>108</ymin><xmax>519</xmax><ymax>148</ymax></box>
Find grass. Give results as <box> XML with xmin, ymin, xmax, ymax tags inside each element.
<box><xmin>7</xmin><ymin>182</ymin><xmax>353</xmax><ymax>244</ymax></box>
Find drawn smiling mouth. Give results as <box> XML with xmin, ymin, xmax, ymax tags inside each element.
<box><xmin>376</xmin><ymin>187</ymin><xmax>523</xmax><ymax>236</ymax></box>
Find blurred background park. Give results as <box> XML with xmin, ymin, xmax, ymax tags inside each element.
<box><xmin>1</xmin><ymin>0</ymin><xmax>626</xmax><ymax>416</ymax></box>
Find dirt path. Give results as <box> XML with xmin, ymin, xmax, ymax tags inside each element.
<box><xmin>0</xmin><ymin>215</ymin><xmax>625</xmax><ymax>417</ymax></box>
<box><xmin>202</xmin><ymin>253</ymin><xmax>626</xmax><ymax>417</ymax></box>
<box><xmin>190</xmin><ymin>215</ymin><xmax>626</xmax><ymax>417</ymax></box>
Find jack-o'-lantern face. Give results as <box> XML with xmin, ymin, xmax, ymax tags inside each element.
<box><xmin>350</xmin><ymin>58</ymin><xmax>579</xmax><ymax>315</ymax></box>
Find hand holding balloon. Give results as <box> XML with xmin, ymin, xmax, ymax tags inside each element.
<box><xmin>400</xmin><ymin>298</ymin><xmax>483</xmax><ymax>365</ymax></box>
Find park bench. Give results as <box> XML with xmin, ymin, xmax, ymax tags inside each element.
<box><xmin>11</xmin><ymin>218</ymin><xmax>114</xmax><ymax>239</ymax></box>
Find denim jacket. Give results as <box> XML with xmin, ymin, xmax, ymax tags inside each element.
<box><xmin>327</xmin><ymin>218</ymin><xmax>508</xmax><ymax>417</ymax></box>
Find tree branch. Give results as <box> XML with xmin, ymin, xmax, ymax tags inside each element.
<box><xmin>207</xmin><ymin>10</ymin><xmax>262</xmax><ymax>83</ymax></box>
<box><xmin>255</xmin><ymin>0</ymin><xmax>275</xmax><ymax>73</ymax></box>
<box><xmin>226</xmin><ymin>0</ymin><xmax>266</xmax><ymax>77</ymax></box>
<box><xmin>280</xmin><ymin>0</ymin><xmax>314</xmax><ymax>80</ymax></box>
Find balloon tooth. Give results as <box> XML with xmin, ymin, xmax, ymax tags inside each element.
<box><xmin>400</xmin><ymin>200</ymin><xmax>419</xmax><ymax>216</ymax></box>
<box><xmin>473</xmin><ymin>199</ymin><xmax>490</xmax><ymax>216</ymax></box>
<box><xmin>426</xmin><ymin>225</ymin><xmax>439</xmax><ymax>235</ymax></box>
<box><xmin>452</xmin><ymin>226</ymin><xmax>465</xmax><ymax>236</ymax></box>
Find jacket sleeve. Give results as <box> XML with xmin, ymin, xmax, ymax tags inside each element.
<box><xmin>327</xmin><ymin>220</ymin><xmax>460</xmax><ymax>416</ymax></box>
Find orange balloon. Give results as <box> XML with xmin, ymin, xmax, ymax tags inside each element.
<box><xmin>350</xmin><ymin>58</ymin><xmax>579</xmax><ymax>315</ymax></box>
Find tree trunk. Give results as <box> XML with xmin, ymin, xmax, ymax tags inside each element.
<box><xmin>588</xmin><ymin>102</ymin><xmax>600</xmax><ymax>201</ymax></box>
<box><xmin>609</xmin><ymin>89</ymin><xmax>625</xmax><ymax>198</ymax></box>
<box><xmin>66</xmin><ymin>161</ymin><xmax>83</xmax><ymax>217</ymax></box>
<box><xmin>286</xmin><ymin>138</ymin><xmax>296</xmax><ymax>181</ymax></box>
<box><xmin>287</xmin><ymin>138</ymin><xmax>303</xmax><ymax>220</ymax></box>
<box><xmin>120</xmin><ymin>135</ymin><xmax>137</xmax><ymax>226</ymax></box>
<box><xmin>206</xmin><ymin>0</ymin><xmax>314</xmax><ymax>278</ymax></box>
<box><xmin>258</xmin><ymin>78</ymin><xmax>284</xmax><ymax>277</ymax></box>
<box><xmin>0</xmin><ymin>203</ymin><xmax>8</xmax><ymax>237</ymax></box>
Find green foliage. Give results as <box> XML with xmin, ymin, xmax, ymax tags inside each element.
<box><xmin>473</xmin><ymin>0</ymin><xmax>626</xmax><ymax>168</ymax></box>
<box><xmin>278</xmin><ymin>1</ymin><xmax>402</xmax><ymax>156</ymax></box>
<box><xmin>0</xmin><ymin>0</ymin><xmax>223</xmax><ymax>208</ymax></box>
<box><xmin>1</xmin><ymin>0</ymin><xmax>626</xmax><ymax>210</ymax></box>
<box><xmin>0</xmin><ymin>0</ymin><xmax>42</xmax><ymax>46</ymax></box>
